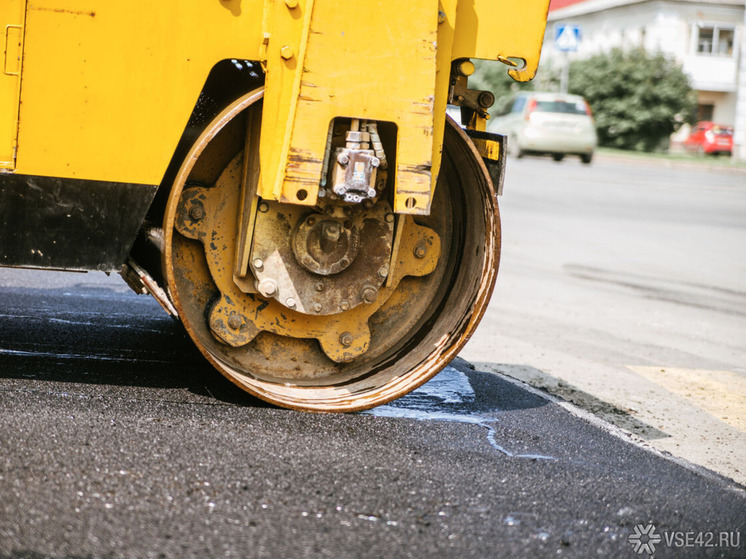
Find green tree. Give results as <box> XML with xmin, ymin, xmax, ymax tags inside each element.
<box><xmin>568</xmin><ymin>48</ymin><xmax>696</xmax><ymax>151</ymax></box>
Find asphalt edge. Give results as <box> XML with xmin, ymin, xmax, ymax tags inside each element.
<box><xmin>453</xmin><ymin>358</ymin><xmax>746</xmax><ymax>496</ymax></box>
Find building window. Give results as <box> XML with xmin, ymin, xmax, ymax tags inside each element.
<box><xmin>696</xmin><ymin>24</ymin><xmax>735</xmax><ymax>56</ymax></box>
<box><xmin>697</xmin><ymin>104</ymin><xmax>714</xmax><ymax>122</ymax></box>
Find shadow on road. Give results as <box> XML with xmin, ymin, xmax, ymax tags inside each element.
<box><xmin>0</xmin><ymin>284</ymin><xmax>270</xmax><ymax>408</ymax></box>
<box><xmin>0</xmin><ymin>285</ymin><xmax>551</xmax><ymax>418</ymax></box>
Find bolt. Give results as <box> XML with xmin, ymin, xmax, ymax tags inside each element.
<box><xmin>322</xmin><ymin>222</ymin><xmax>341</xmax><ymax>243</ymax></box>
<box><xmin>258</xmin><ymin>202</ymin><xmax>269</xmax><ymax>213</ymax></box>
<box><xmin>414</xmin><ymin>245</ymin><xmax>426</xmax><ymax>259</ymax></box>
<box><xmin>371</xmin><ymin>157</ymin><xmax>380</xmax><ymax>168</ymax></box>
<box><xmin>367</xmin><ymin>188</ymin><xmax>377</xmax><ymax>198</ymax></box>
<box><xmin>285</xmin><ymin>297</ymin><xmax>296</xmax><ymax>308</ymax></box>
<box><xmin>315</xmin><ymin>282</ymin><xmax>324</xmax><ymax>292</ymax></box>
<box><xmin>285</xmin><ymin>0</ymin><xmax>298</xmax><ymax>7</ymax></box>
<box><xmin>189</xmin><ymin>205</ymin><xmax>205</xmax><ymax>221</ymax></box>
<box><xmin>253</xmin><ymin>258</ymin><xmax>264</xmax><ymax>269</ymax></box>
<box><xmin>302</xmin><ymin>255</ymin><xmax>315</xmax><ymax>268</ymax></box>
<box><xmin>339</xmin><ymin>258</ymin><xmax>349</xmax><ymax>268</ymax></box>
<box><xmin>438</xmin><ymin>10</ymin><xmax>446</xmax><ymax>23</ymax></box>
<box><xmin>340</xmin><ymin>300</ymin><xmax>350</xmax><ymax>311</ymax></box>
<box><xmin>258</xmin><ymin>279</ymin><xmax>277</xmax><ymax>296</ymax></box>
<box><xmin>307</xmin><ymin>216</ymin><xmax>316</xmax><ymax>226</ymax></box>
<box><xmin>337</xmin><ymin>153</ymin><xmax>349</xmax><ymax>165</ymax></box>
<box><xmin>313</xmin><ymin>303</ymin><xmax>322</xmax><ymax>313</ymax></box>
<box><xmin>385</xmin><ymin>213</ymin><xmax>394</xmax><ymax>223</ymax></box>
<box><xmin>280</xmin><ymin>45</ymin><xmax>294</xmax><ymax>60</ymax></box>
<box><xmin>228</xmin><ymin>314</ymin><xmax>242</xmax><ymax>330</ymax></box>
<box><xmin>339</xmin><ymin>332</ymin><xmax>353</xmax><ymax>347</ymax></box>
<box><xmin>362</xmin><ymin>287</ymin><xmax>377</xmax><ymax>303</ymax></box>
<box><xmin>378</xmin><ymin>266</ymin><xmax>389</xmax><ymax>278</ymax></box>
<box><xmin>344</xmin><ymin>220</ymin><xmax>352</xmax><ymax>229</ymax></box>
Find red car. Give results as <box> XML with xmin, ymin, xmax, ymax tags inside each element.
<box><xmin>684</xmin><ymin>121</ymin><xmax>733</xmax><ymax>155</ymax></box>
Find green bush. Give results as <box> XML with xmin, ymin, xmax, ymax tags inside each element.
<box><xmin>568</xmin><ymin>48</ymin><xmax>696</xmax><ymax>152</ymax></box>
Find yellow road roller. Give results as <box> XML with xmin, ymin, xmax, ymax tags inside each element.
<box><xmin>0</xmin><ymin>1</ymin><xmax>550</xmax><ymax>411</ymax></box>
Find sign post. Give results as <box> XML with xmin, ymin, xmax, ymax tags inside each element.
<box><xmin>555</xmin><ymin>24</ymin><xmax>581</xmax><ymax>94</ymax></box>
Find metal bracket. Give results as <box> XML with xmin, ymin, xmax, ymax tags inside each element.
<box><xmin>464</xmin><ymin>130</ymin><xmax>507</xmax><ymax>196</ymax></box>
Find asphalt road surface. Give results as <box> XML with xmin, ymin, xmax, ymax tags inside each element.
<box><xmin>1</xmin><ymin>155</ymin><xmax>745</xmax><ymax>557</ymax></box>
<box><xmin>462</xmin><ymin>153</ymin><xmax>746</xmax><ymax>486</ymax></box>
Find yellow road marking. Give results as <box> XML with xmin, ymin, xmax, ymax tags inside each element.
<box><xmin>627</xmin><ymin>366</ymin><xmax>746</xmax><ymax>433</ymax></box>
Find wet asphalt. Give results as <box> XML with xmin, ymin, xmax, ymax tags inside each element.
<box><xmin>0</xmin><ymin>273</ymin><xmax>744</xmax><ymax>558</ymax></box>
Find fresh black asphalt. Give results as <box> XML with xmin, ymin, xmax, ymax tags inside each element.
<box><xmin>0</xmin><ymin>279</ymin><xmax>743</xmax><ymax>558</ymax></box>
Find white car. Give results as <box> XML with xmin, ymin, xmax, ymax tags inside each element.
<box><xmin>487</xmin><ymin>92</ymin><xmax>597</xmax><ymax>163</ymax></box>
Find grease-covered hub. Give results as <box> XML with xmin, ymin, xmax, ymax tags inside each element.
<box><xmin>250</xmin><ymin>202</ymin><xmax>395</xmax><ymax>315</ymax></box>
<box><xmin>292</xmin><ymin>215</ymin><xmax>359</xmax><ymax>276</ymax></box>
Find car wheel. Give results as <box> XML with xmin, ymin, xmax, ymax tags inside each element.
<box><xmin>580</xmin><ymin>153</ymin><xmax>593</xmax><ymax>165</ymax></box>
<box><xmin>552</xmin><ymin>153</ymin><xmax>565</xmax><ymax>162</ymax></box>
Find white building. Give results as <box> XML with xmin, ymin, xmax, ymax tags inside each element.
<box><xmin>544</xmin><ymin>0</ymin><xmax>746</xmax><ymax>157</ymax></box>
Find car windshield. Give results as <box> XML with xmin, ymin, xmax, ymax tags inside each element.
<box><xmin>535</xmin><ymin>100</ymin><xmax>587</xmax><ymax>115</ymax></box>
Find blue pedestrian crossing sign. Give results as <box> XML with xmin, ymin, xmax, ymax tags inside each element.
<box><xmin>555</xmin><ymin>24</ymin><xmax>581</xmax><ymax>52</ymax></box>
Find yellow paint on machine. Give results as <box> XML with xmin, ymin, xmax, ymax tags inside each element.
<box><xmin>3</xmin><ymin>0</ymin><xmax>549</xmax><ymax>209</ymax></box>
<box><xmin>627</xmin><ymin>366</ymin><xmax>746</xmax><ymax>433</ymax></box>
<box><xmin>0</xmin><ymin>0</ymin><xmax>26</xmax><ymax>169</ymax></box>
<box><xmin>259</xmin><ymin>0</ymin><xmax>439</xmax><ymax>213</ymax></box>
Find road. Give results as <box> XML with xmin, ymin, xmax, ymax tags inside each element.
<box><xmin>1</xmin><ymin>155</ymin><xmax>745</xmax><ymax>557</ymax></box>
<box><xmin>462</xmin><ymin>153</ymin><xmax>746</xmax><ymax>485</ymax></box>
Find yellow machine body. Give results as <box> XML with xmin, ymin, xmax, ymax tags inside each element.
<box><xmin>1</xmin><ymin>0</ymin><xmax>549</xmax><ymax>212</ymax></box>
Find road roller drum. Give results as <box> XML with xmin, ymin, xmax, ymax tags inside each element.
<box><xmin>0</xmin><ymin>0</ymin><xmax>551</xmax><ymax>411</ymax></box>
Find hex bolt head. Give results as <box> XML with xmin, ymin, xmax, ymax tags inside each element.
<box><xmin>378</xmin><ymin>266</ymin><xmax>389</xmax><ymax>278</ymax></box>
<box><xmin>339</xmin><ymin>300</ymin><xmax>350</xmax><ymax>311</ymax></box>
<box><xmin>285</xmin><ymin>297</ymin><xmax>296</xmax><ymax>308</ymax></box>
<box><xmin>414</xmin><ymin>245</ymin><xmax>426</xmax><ymax>259</ymax></box>
<box><xmin>339</xmin><ymin>332</ymin><xmax>353</xmax><ymax>347</ymax></box>
<box><xmin>339</xmin><ymin>258</ymin><xmax>349</xmax><ymax>268</ymax></box>
<box><xmin>228</xmin><ymin>314</ymin><xmax>242</xmax><ymax>330</ymax></box>
<box><xmin>258</xmin><ymin>279</ymin><xmax>277</xmax><ymax>296</ymax></box>
<box><xmin>362</xmin><ymin>287</ymin><xmax>377</xmax><ymax>303</ymax></box>
<box><xmin>307</xmin><ymin>216</ymin><xmax>316</xmax><ymax>226</ymax></box>
<box><xmin>312</xmin><ymin>303</ymin><xmax>322</xmax><ymax>313</ymax></box>
<box><xmin>337</xmin><ymin>153</ymin><xmax>349</xmax><ymax>166</ymax></box>
<box><xmin>189</xmin><ymin>205</ymin><xmax>205</xmax><ymax>221</ymax></box>
<box><xmin>371</xmin><ymin>157</ymin><xmax>380</xmax><ymax>168</ymax></box>
<box><xmin>385</xmin><ymin>213</ymin><xmax>395</xmax><ymax>223</ymax></box>
<box><xmin>315</xmin><ymin>282</ymin><xmax>324</xmax><ymax>292</ymax></box>
<box><xmin>280</xmin><ymin>45</ymin><xmax>294</xmax><ymax>60</ymax></box>
<box><xmin>253</xmin><ymin>258</ymin><xmax>264</xmax><ymax>269</ymax></box>
<box><xmin>258</xmin><ymin>202</ymin><xmax>269</xmax><ymax>213</ymax></box>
